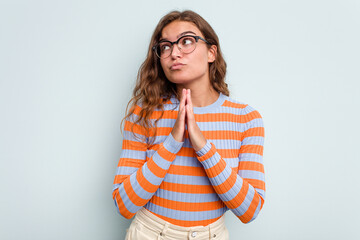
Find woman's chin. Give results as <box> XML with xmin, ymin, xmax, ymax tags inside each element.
<box><xmin>166</xmin><ymin>74</ymin><xmax>198</xmax><ymax>85</ymax></box>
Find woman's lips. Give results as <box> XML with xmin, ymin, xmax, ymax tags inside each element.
<box><xmin>170</xmin><ymin>63</ymin><xmax>184</xmax><ymax>70</ymax></box>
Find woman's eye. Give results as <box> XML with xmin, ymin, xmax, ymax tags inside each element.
<box><xmin>182</xmin><ymin>38</ymin><xmax>194</xmax><ymax>45</ymax></box>
<box><xmin>185</xmin><ymin>39</ymin><xmax>192</xmax><ymax>45</ymax></box>
<box><xmin>160</xmin><ymin>44</ymin><xmax>171</xmax><ymax>52</ymax></box>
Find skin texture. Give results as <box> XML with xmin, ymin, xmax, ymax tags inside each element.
<box><xmin>171</xmin><ymin>88</ymin><xmax>207</xmax><ymax>152</ymax></box>
<box><xmin>161</xmin><ymin>21</ymin><xmax>218</xmax><ymax>152</ymax></box>
<box><xmin>160</xmin><ymin>21</ymin><xmax>216</xmax><ymax>89</ymax></box>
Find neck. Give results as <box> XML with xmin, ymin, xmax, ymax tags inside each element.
<box><xmin>176</xmin><ymin>83</ymin><xmax>220</xmax><ymax>108</ymax></box>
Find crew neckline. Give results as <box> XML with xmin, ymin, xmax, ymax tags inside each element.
<box><xmin>171</xmin><ymin>92</ymin><xmax>225</xmax><ymax>114</ymax></box>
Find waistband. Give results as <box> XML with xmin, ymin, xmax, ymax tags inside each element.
<box><xmin>134</xmin><ymin>207</ymin><xmax>226</xmax><ymax>239</ymax></box>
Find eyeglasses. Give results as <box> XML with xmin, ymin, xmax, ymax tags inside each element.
<box><xmin>152</xmin><ymin>35</ymin><xmax>210</xmax><ymax>59</ymax></box>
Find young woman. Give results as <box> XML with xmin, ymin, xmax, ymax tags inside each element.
<box><xmin>112</xmin><ymin>10</ymin><xmax>265</xmax><ymax>240</ymax></box>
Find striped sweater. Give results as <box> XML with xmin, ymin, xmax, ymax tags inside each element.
<box><xmin>112</xmin><ymin>92</ymin><xmax>265</xmax><ymax>227</ymax></box>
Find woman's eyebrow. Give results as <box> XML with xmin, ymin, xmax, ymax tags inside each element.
<box><xmin>160</xmin><ymin>31</ymin><xmax>197</xmax><ymax>41</ymax></box>
<box><xmin>177</xmin><ymin>31</ymin><xmax>196</xmax><ymax>38</ymax></box>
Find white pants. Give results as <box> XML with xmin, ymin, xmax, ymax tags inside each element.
<box><xmin>125</xmin><ymin>208</ymin><xmax>229</xmax><ymax>240</ymax></box>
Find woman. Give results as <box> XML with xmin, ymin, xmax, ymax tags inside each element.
<box><xmin>112</xmin><ymin>10</ymin><xmax>265</xmax><ymax>240</ymax></box>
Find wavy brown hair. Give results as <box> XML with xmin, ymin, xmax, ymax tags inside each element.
<box><xmin>120</xmin><ymin>10</ymin><xmax>229</xmax><ymax>145</ymax></box>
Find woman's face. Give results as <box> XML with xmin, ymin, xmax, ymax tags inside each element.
<box><xmin>159</xmin><ymin>21</ymin><xmax>216</xmax><ymax>86</ymax></box>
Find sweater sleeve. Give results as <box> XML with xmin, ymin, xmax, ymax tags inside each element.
<box><xmin>112</xmin><ymin>107</ymin><xmax>184</xmax><ymax>219</ymax></box>
<box><xmin>195</xmin><ymin>105</ymin><xmax>265</xmax><ymax>223</ymax></box>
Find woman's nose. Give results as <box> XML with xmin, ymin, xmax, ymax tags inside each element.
<box><xmin>170</xmin><ymin>44</ymin><xmax>182</xmax><ymax>58</ymax></box>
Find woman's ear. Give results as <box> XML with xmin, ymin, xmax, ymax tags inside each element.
<box><xmin>207</xmin><ymin>45</ymin><xmax>217</xmax><ymax>63</ymax></box>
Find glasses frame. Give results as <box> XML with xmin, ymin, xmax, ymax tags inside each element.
<box><xmin>152</xmin><ymin>35</ymin><xmax>210</xmax><ymax>59</ymax></box>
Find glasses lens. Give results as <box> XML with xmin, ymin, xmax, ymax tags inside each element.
<box><xmin>157</xmin><ymin>42</ymin><xmax>172</xmax><ymax>58</ymax></box>
<box><xmin>154</xmin><ymin>36</ymin><xmax>198</xmax><ymax>58</ymax></box>
<box><xmin>178</xmin><ymin>36</ymin><xmax>196</xmax><ymax>53</ymax></box>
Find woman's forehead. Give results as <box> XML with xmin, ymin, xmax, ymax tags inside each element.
<box><xmin>161</xmin><ymin>21</ymin><xmax>202</xmax><ymax>40</ymax></box>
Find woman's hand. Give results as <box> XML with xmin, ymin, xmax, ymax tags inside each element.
<box><xmin>170</xmin><ymin>88</ymin><xmax>187</xmax><ymax>142</ymax></box>
<box><xmin>185</xmin><ymin>89</ymin><xmax>207</xmax><ymax>152</ymax></box>
<box><xmin>171</xmin><ymin>88</ymin><xmax>207</xmax><ymax>151</ymax></box>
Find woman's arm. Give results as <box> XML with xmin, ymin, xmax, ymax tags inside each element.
<box><xmin>112</xmin><ymin>106</ymin><xmax>184</xmax><ymax>219</ymax></box>
<box><xmin>195</xmin><ymin>105</ymin><xmax>265</xmax><ymax>223</ymax></box>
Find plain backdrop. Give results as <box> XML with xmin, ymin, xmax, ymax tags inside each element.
<box><xmin>1</xmin><ymin>0</ymin><xmax>360</xmax><ymax>239</ymax></box>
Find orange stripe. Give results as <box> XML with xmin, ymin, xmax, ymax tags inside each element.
<box><xmin>117</xmin><ymin>158</ymin><xmax>145</xmax><ymax>167</ymax></box>
<box><xmin>148</xmin><ymin>144</ymin><xmax>161</xmax><ymax>151</ymax></box>
<box><xmin>122</xmin><ymin>139</ymin><xmax>147</xmax><ymax>151</ymax></box>
<box><xmin>154</xmin><ymin>111</ymin><xmax>178</xmax><ymax>120</ymax></box>
<box><xmin>195</xmin><ymin>113</ymin><xmax>241</xmax><ymax>123</ymax></box>
<box><xmin>132</xmin><ymin>103</ymin><xmax>261</xmax><ymax>123</ymax></box>
<box><xmin>150</xmin><ymin>195</ymin><xmax>224</xmax><ymax>212</ymax></box>
<box><xmin>113</xmin><ymin>188</ymin><xmax>134</xmax><ymax>219</ymax></box>
<box><xmin>133</xmin><ymin>104</ymin><xmax>256</xmax><ymax>125</ymax></box>
<box><xmin>243</xmin><ymin>110</ymin><xmax>262</xmax><ymax>122</ymax></box>
<box><xmin>239</xmin><ymin>145</ymin><xmax>264</xmax><ymax>156</ymax></box>
<box><xmin>241</xmin><ymin>127</ymin><xmax>264</xmax><ymax>140</ymax></box>
<box><xmin>239</xmin><ymin>161</ymin><xmax>264</xmax><ymax>172</ymax></box>
<box><xmin>163</xmin><ymin>99</ymin><xmax>173</xmax><ymax>104</ymax></box>
<box><xmin>202</xmin><ymin>130</ymin><xmax>241</xmax><ymax>140</ymax></box>
<box><xmin>141</xmin><ymin>127</ymin><xmax>173</xmax><ymax>138</ymax></box>
<box><xmin>160</xmin><ymin>182</ymin><xmax>215</xmax><ymax>194</ymax></box>
<box><xmin>212</xmin><ymin>168</ymin><xmax>237</xmax><ymax>194</ymax></box>
<box><xmin>168</xmin><ymin>165</ymin><xmax>206</xmax><ymax>176</ymax></box>
<box><xmin>222</xmin><ymin>100</ymin><xmax>247</xmax><ymax>109</ymax></box>
<box><xmin>132</xmin><ymin>105</ymin><xmax>142</xmax><ymax>115</ymax></box>
<box><xmin>133</xmin><ymin>106</ymin><xmax>248</xmax><ymax>124</ymax></box>
<box><xmin>124</xmin><ymin>120</ymin><xmax>147</xmax><ymax>137</ymax></box>
<box><xmin>150</xmin><ymin>211</ymin><xmax>222</xmax><ymax>227</ymax></box>
<box><xmin>147</xmin><ymin>159</ymin><xmax>167</xmax><ymax>178</ymax></box>
<box><xmin>157</xmin><ymin>145</ymin><xmax>176</xmax><ymax>162</ymax></box>
<box><xmin>133</xmin><ymin>106</ymin><xmax>178</xmax><ymax>120</ymax></box>
<box><xmin>150</xmin><ymin>129</ymin><xmax>242</xmax><ymax>140</ymax></box>
<box><xmin>244</xmin><ymin>178</ymin><xmax>265</xmax><ymax>191</ymax></box>
<box><xmin>113</xmin><ymin>174</ymin><xmax>128</xmax><ymax>184</ymax></box>
<box><xmin>177</xmin><ymin>147</ymin><xmax>197</xmax><ymax>157</ymax></box>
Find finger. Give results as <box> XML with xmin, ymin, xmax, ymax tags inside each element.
<box><xmin>187</xmin><ymin>89</ymin><xmax>195</xmax><ymax>119</ymax></box>
<box><xmin>186</xmin><ymin>91</ymin><xmax>194</xmax><ymax>121</ymax></box>
<box><xmin>186</xmin><ymin>105</ymin><xmax>194</xmax><ymax>130</ymax></box>
<box><xmin>183</xmin><ymin>89</ymin><xmax>187</xmax><ymax>107</ymax></box>
<box><xmin>179</xmin><ymin>90</ymin><xmax>187</xmax><ymax>124</ymax></box>
<box><xmin>185</xmin><ymin>106</ymin><xmax>190</xmax><ymax>133</ymax></box>
<box><xmin>180</xmin><ymin>88</ymin><xmax>186</xmax><ymax>111</ymax></box>
<box><xmin>186</xmin><ymin>89</ymin><xmax>192</xmax><ymax>109</ymax></box>
<box><xmin>182</xmin><ymin>88</ymin><xmax>187</xmax><ymax>103</ymax></box>
<box><xmin>180</xmin><ymin>103</ymin><xmax>186</xmax><ymax>123</ymax></box>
